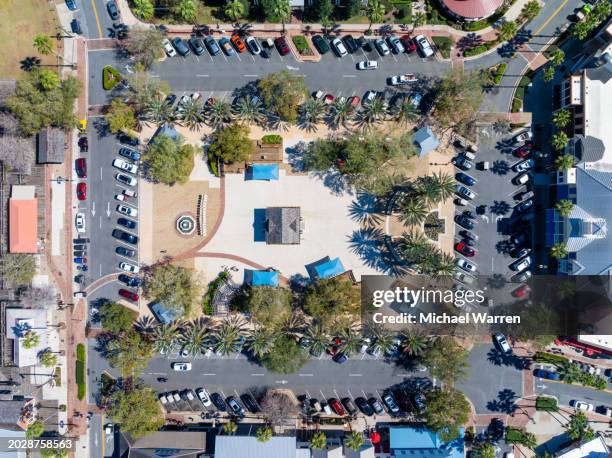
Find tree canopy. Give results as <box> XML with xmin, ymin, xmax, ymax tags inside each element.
<box><xmin>143</xmin><ymin>263</ymin><xmax>202</xmax><ymax>317</ymax></box>
<box><xmin>422</xmin><ymin>336</ymin><xmax>469</xmax><ymax>384</ymax></box>
<box><xmin>107</xmin><ymin>386</ymin><xmax>164</xmax><ymax>437</ymax></box>
<box><xmin>565</xmin><ymin>410</ymin><xmax>595</xmax><ymax>442</ymax></box>
<box><xmin>261</xmin><ymin>335</ymin><xmax>309</xmax><ymax>374</ymax></box>
<box><xmin>105</xmin><ymin>100</ymin><xmax>138</xmax><ymax>134</ymax></box>
<box><xmin>423</xmin><ymin>388</ymin><xmax>471</xmax><ymax>441</ymax></box>
<box><xmin>433</xmin><ymin>70</ymin><xmax>483</xmax><ymax>129</ymax></box>
<box><xmin>105</xmin><ymin>329</ymin><xmax>153</xmax><ymax>377</ymax></box>
<box><xmin>208</xmin><ymin>124</ymin><xmax>251</xmax><ymax>164</ymax></box>
<box><xmin>122</xmin><ymin>27</ymin><xmax>165</xmax><ymax>69</ymax></box>
<box><xmin>144</xmin><ymin>134</ymin><xmax>195</xmax><ymax>185</ymax></box>
<box><xmin>258</xmin><ymin>71</ymin><xmax>308</xmax><ymax>123</ymax></box>
<box><xmin>100</xmin><ymin>302</ymin><xmax>134</xmax><ymax>334</ymax></box>
<box><xmin>303</xmin><ymin>277</ymin><xmax>360</xmax><ymax>321</ymax></box>
<box><xmin>243</xmin><ymin>286</ymin><xmax>292</xmax><ymax>327</ymax></box>
<box><xmin>3</xmin><ymin>254</ymin><xmax>36</xmax><ymax>286</ymax></box>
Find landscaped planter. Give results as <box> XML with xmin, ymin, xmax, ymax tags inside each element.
<box><xmin>292</xmin><ymin>35</ymin><xmax>314</xmax><ymax>56</ymax></box>
<box><xmin>103</xmin><ymin>65</ymin><xmax>121</xmax><ymax>91</ymax></box>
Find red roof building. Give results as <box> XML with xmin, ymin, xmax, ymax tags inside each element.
<box><xmin>440</xmin><ymin>0</ymin><xmax>503</xmax><ymax>21</ymax></box>
<box><xmin>9</xmin><ymin>186</ymin><xmax>37</xmax><ymax>253</ymax></box>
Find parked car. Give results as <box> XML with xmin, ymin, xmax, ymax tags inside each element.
<box><xmin>515</xmin><ymin>199</ymin><xmax>534</xmax><ymax>213</ymax></box>
<box><xmin>245</xmin><ymin>37</ymin><xmax>261</xmax><ymax>55</ymax></box>
<box><xmin>456</xmin><ymin>185</ymin><xmax>476</xmax><ymax>200</ymax></box>
<box><xmin>414</xmin><ymin>35</ymin><xmax>434</xmax><ymax>57</ymax></box>
<box><xmin>219</xmin><ymin>37</ymin><xmax>236</xmax><ymax>56</ymax></box>
<box><xmin>348</xmin><ymin>95</ymin><xmax>361</xmax><ymax>107</ymax></box>
<box><xmin>171</xmin><ymin>37</ymin><xmax>190</xmax><ymax>56</ymax></box>
<box><xmin>454</xmin><ymin>271</ymin><xmax>476</xmax><ymax>285</ymax></box>
<box><xmin>455</xmin><ymin>242</ymin><xmax>476</xmax><ymax>257</ymax></box>
<box><xmin>455</xmin><ymin>214</ymin><xmax>475</xmax><ymax>230</ymax></box>
<box><xmin>117</xmin><ymin>218</ymin><xmax>137</xmax><ymax>230</ymax></box>
<box><xmin>357</xmin><ymin>60</ymin><xmax>378</xmax><ymax>70</ymax></box>
<box><xmin>389</xmin><ymin>74</ymin><xmax>417</xmax><ymax>85</ymax></box>
<box><xmin>77</xmin><ymin>182</ymin><xmax>87</xmax><ymax>201</ymax></box>
<box><xmin>116</xmin><ymin>204</ymin><xmax>137</xmax><ymax>217</ymax></box>
<box><xmin>533</xmin><ymin>369</ymin><xmax>561</xmax><ymax>380</ymax></box>
<box><xmin>196</xmin><ymin>388</ymin><xmax>212</xmax><ymax>407</ymax></box>
<box><xmin>456</xmin><ymin>172</ymin><xmax>476</xmax><ymax>186</ymax></box>
<box><xmin>71</xmin><ymin>19</ymin><xmax>82</xmax><ymax>34</ymax></box>
<box><xmin>342</xmin><ymin>35</ymin><xmax>359</xmax><ymax>53</ymax></box>
<box><xmin>115</xmin><ymin>246</ymin><xmax>135</xmax><ymax>257</ymax></box>
<box><xmin>162</xmin><ymin>38</ymin><xmax>177</xmax><ymax>57</ymax></box>
<box><xmin>118</xmin><ymin>261</ymin><xmax>139</xmax><ymax>273</ymax></box>
<box><xmin>158</xmin><ymin>394</ymin><xmax>168</xmax><ymax>405</ymax></box>
<box><xmin>231</xmin><ymin>34</ymin><xmax>246</xmax><ymax>53</ymax></box>
<box><xmin>570</xmin><ymin>400</ymin><xmax>594</xmax><ymax>411</ymax></box>
<box><xmin>382</xmin><ymin>393</ymin><xmax>400</xmax><ymax>414</ymax></box>
<box><xmin>512</xmin><ymin>284</ymin><xmax>531</xmax><ymax>298</ymax></box>
<box><xmin>493</xmin><ymin>332</ymin><xmax>512</xmax><ymax>354</ymax></box>
<box><xmin>188</xmin><ymin>37</ymin><xmax>205</xmax><ymax>55</ymax></box>
<box><xmin>512</xmin><ymin>159</ymin><xmax>534</xmax><ymax>172</ymax></box>
<box><xmin>511</xmin><ymin>231</ymin><xmax>530</xmax><ymax>246</ymax></box>
<box><xmin>374</xmin><ymin>38</ymin><xmax>390</xmax><ymax>56</ymax></box>
<box><xmin>312</xmin><ymin>35</ymin><xmax>330</xmax><ymax>54</ymax></box>
<box><xmin>510</xmin><ymin>256</ymin><xmax>531</xmax><ymax>271</ymax></box>
<box><xmin>202</xmin><ymin>36</ymin><xmax>221</xmax><ymax>56</ymax></box>
<box><xmin>75</xmin><ymin>213</ymin><xmax>86</xmax><ymax>233</ymax></box>
<box><xmin>226</xmin><ymin>396</ymin><xmax>245</xmax><ymax>416</ymax></box>
<box><xmin>118</xmin><ymin>134</ymin><xmax>139</xmax><ymax>147</ymax></box>
<box><xmin>453</xmin><ymin>155</ymin><xmax>473</xmax><ymax>171</ymax></box>
<box><xmin>341</xmin><ymin>397</ymin><xmax>357</xmax><ymax>415</ymax></box>
<box><xmin>118</xmin><ymin>288</ymin><xmax>138</xmax><ymax>301</ymax></box>
<box><xmin>211</xmin><ymin>393</ymin><xmax>227</xmax><ymax>411</ymax></box>
<box><xmin>355</xmin><ymin>397</ymin><xmax>374</xmax><ymax>416</ymax></box>
<box><xmin>112</xmin><ymin>229</ymin><xmax>138</xmax><ymax>245</ymax></box>
<box><xmin>66</xmin><ymin>0</ymin><xmax>77</xmax><ymax>10</ymax></box>
<box><xmin>78</xmin><ymin>137</ymin><xmax>88</xmax><ymax>153</ymax></box>
<box><xmin>274</xmin><ymin>36</ymin><xmax>290</xmax><ymax>55</ymax></box>
<box><xmin>400</xmin><ymin>35</ymin><xmax>417</xmax><ymax>52</ymax></box>
<box><xmin>118</xmin><ymin>274</ymin><xmax>140</xmax><ymax>287</ymax></box>
<box><xmin>369</xmin><ymin>397</ymin><xmax>385</xmax><ymax>415</ymax></box>
<box><xmin>513</xmin><ymin>144</ymin><xmax>533</xmax><ymax>158</ymax></box>
<box><xmin>331</xmin><ymin>38</ymin><xmax>348</xmax><ymax>57</ymax></box>
<box><xmin>333</xmin><ymin>352</ymin><xmax>348</xmax><ymax>364</ymax></box>
<box><xmin>388</xmin><ymin>36</ymin><xmax>405</xmax><ymax>53</ymax></box>
<box><xmin>512</xmin><ymin>270</ymin><xmax>531</xmax><ymax>282</ymax></box>
<box><xmin>456</xmin><ymin>258</ymin><xmax>477</xmax><ymax>273</ymax></box>
<box><xmin>512</xmin><ymin>130</ymin><xmax>533</xmax><ymax>145</ymax></box>
<box><xmin>107</xmin><ymin>0</ymin><xmax>119</xmax><ymax>20</ymax></box>
<box><xmin>329</xmin><ymin>398</ymin><xmax>346</xmax><ymax>416</ymax></box>
<box><xmin>171</xmin><ymin>362</ymin><xmax>192</xmax><ymax>371</ymax></box>
<box><xmin>113</xmin><ymin>158</ymin><xmax>138</xmax><ymax>174</ymax></box>
<box><xmin>513</xmin><ymin>173</ymin><xmax>530</xmax><ymax>185</ymax></box>
<box><xmin>76</xmin><ymin>158</ymin><xmax>87</xmax><ymax>178</ymax></box>
<box><xmin>240</xmin><ymin>393</ymin><xmax>259</xmax><ymax>413</ymax></box>
<box><xmin>116</xmin><ymin>173</ymin><xmax>137</xmax><ymax>186</ymax></box>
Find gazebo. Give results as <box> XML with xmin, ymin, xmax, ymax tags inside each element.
<box><xmin>413</xmin><ymin>126</ymin><xmax>440</xmax><ymax>157</ymax></box>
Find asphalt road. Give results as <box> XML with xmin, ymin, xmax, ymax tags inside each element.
<box><xmin>534</xmin><ymin>378</ymin><xmax>612</xmax><ymax>410</ymax></box>
<box><xmin>67</xmin><ymin>0</ymin><xmax>115</xmax><ymax>39</ymax></box>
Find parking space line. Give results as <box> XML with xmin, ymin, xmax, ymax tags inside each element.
<box><xmin>319</xmin><ymin>389</ymin><xmax>326</xmax><ymax>400</ymax></box>
<box><xmin>220</xmin><ymin>390</ymin><xmax>227</xmax><ymax>399</ymax></box>
<box><xmin>196</xmin><ymin>74</ymin><xmax>209</xmax><ymax>77</ymax></box>
<box><xmin>235</xmin><ymin>53</ymin><xmax>242</xmax><ymax>62</ymax></box>
<box><xmin>362</xmin><ymin>390</ymin><xmax>368</xmax><ymax>398</ymax></box>
<box><xmin>115</xmin><ymin>252</ymin><xmax>136</xmax><ymax>262</ymax></box>
<box><xmin>234</xmin><ymin>389</ymin><xmax>240</xmax><ymax>399</ymax></box>
<box><xmin>392</xmin><ymin>54</ymin><xmax>398</xmax><ymax>62</ymax></box>
<box><xmin>250</xmin><ymin>54</ymin><xmax>255</xmax><ymax>62</ymax></box>
<box><xmin>113</xmin><ymin>239</ymin><xmax>137</xmax><ymax>249</ymax></box>
<box><xmin>347</xmin><ymin>389</ymin><xmax>355</xmax><ymax>401</ymax></box>
<box><xmin>333</xmin><ymin>389</ymin><xmax>340</xmax><ymax>399</ymax></box>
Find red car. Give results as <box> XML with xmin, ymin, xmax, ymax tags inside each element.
<box><xmin>512</xmin><ymin>284</ymin><xmax>531</xmax><ymax>298</ymax></box>
<box><xmin>76</xmin><ymin>182</ymin><xmax>87</xmax><ymax>200</ymax></box>
<box><xmin>329</xmin><ymin>398</ymin><xmax>346</xmax><ymax>416</ymax></box>
<box><xmin>274</xmin><ymin>36</ymin><xmax>290</xmax><ymax>56</ymax></box>
<box><xmin>324</xmin><ymin>94</ymin><xmax>334</xmax><ymax>104</ymax></box>
<box><xmin>455</xmin><ymin>242</ymin><xmax>476</xmax><ymax>257</ymax></box>
<box><xmin>119</xmin><ymin>289</ymin><xmax>139</xmax><ymax>301</ymax></box>
<box><xmin>400</xmin><ymin>35</ymin><xmax>417</xmax><ymax>53</ymax></box>
<box><xmin>348</xmin><ymin>95</ymin><xmax>361</xmax><ymax>107</ymax></box>
<box><xmin>75</xmin><ymin>158</ymin><xmax>87</xmax><ymax>178</ymax></box>
<box><xmin>513</xmin><ymin>143</ymin><xmax>533</xmax><ymax>158</ymax></box>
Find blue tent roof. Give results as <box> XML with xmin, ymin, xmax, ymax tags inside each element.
<box><xmin>251</xmin><ymin>164</ymin><xmax>279</xmax><ymax>180</ymax></box>
<box><xmin>314</xmin><ymin>257</ymin><xmax>345</xmax><ymax>279</ymax></box>
<box><xmin>251</xmin><ymin>270</ymin><xmax>279</xmax><ymax>287</ymax></box>
<box><xmin>390</xmin><ymin>427</ymin><xmax>464</xmax><ymax>458</ymax></box>
<box><xmin>414</xmin><ymin>126</ymin><xmax>439</xmax><ymax>156</ymax></box>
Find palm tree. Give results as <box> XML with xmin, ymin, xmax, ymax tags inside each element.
<box><xmin>432</xmin><ymin>252</ymin><xmax>456</xmax><ymax>277</ymax></box>
<box><xmin>367</xmin><ymin>324</ymin><xmax>394</xmax><ymax>356</ymax></box>
<box><xmin>134</xmin><ymin>316</ymin><xmax>157</xmax><ymax>339</ymax></box>
<box><xmin>432</xmin><ymin>172</ymin><xmax>455</xmax><ymax>201</ymax></box>
<box><xmin>173</xmin><ymin>0</ymin><xmax>197</xmax><ymax>21</ymax></box>
<box><xmin>551</xmin><ymin>132</ymin><xmax>569</xmax><ymax>151</ymax></box>
<box><xmin>365</xmin><ymin>0</ymin><xmax>385</xmax><ymax>33</ymax></box>
<box><xmin>223</xmin><ymin>421</ymin><xmax>237</xmax><ymax>435</ymax></box>
<box><xmin>550</xmin><ymin>242</ymin><xmax>568</xmax><ymax>260</ymax></box>
<box><xmin>550</xmin><ymin>49</ymin><xmax>565</xmax><ymax>67</ymax></box>
<box><xmin>416</xmin><ymin>176</ymin><xmax>441</xmax><ymax>205</ymax></box>
<box><xmin>232</xmin><ymin>96</ymin><xmax>265</xmax><ymax>125</ymax></box>
<box><xmin>356</xmin><ymin>98</ymin><xmax>386</xmax><ymax>130</ymax></box>
<box><xmin>299</xmin><ymin>98</ymin><xmax>326</xmax><ymax>131</ymax></box>
<box><xmin>179</xmin><ymin>97</ymin><xmax>204</xmax><ymax>131</ymax></box>
<box><xmin>225</xmin><ymin>0</ymin><xmax>245</xmax><ymax>21</ymax></box>
<box><xmin>280</xmin><ymin>312</ymin><xmax>306</xmax><ymax>338</ymax></box>
<box><xmin>144</xmin><ymin>96</ymin><xmax>174</xmax><ymax>126</ymax></box>
<box><xmin>542</xmin><ymin>65</ymin><xmax>555</xmax><ymax>83</ymax></box>
<box><xmin>328</xmin><ymin>97</ymin><xmax>353</xmax><ymax>129</ymax></box>
<box><xmin>213</xmin><ymin>315</ymin><xmax>247</xmax><ymax>355</ymax></box>
<box><xmin>38</xmin><ymin>349</ymin><xmax>58</xmax><ymax>367</ymax></box>
<box><xmin>22</xmin><ymin>330</ymin><xmax>40</xmax><ymax>349</ymax></box>
<box><xmin>152</xmin><ymin>322</ymin><xmax>180</xmax><ymax>355</ymax></box>
<box><xmin>399</xmin><ymin>196</ymin><xmax>429</xmax><ymax>226</ymax></box>
<box><xmin>33</xmin><ymin>34</ymin><xmax>53</xmax><ymax>55</ymax></box>
<box><xmin>310</xmin><ymin>431</ymin><xmax>327</xmax><ymax>449</ymax></box>
<box><xmin>180</xmin><ymin>320</ymin><xmax>210</xmax><ymax>356</ymax></box>
<box><xmin>246</xmin><ymin>327</ymin><xmax>276</xmax><ymax>359</ymax></box>
<box><xmin>520</xmin><ymin>0</ymin><xmax>541</xmax><ymax>21</ymax></box>
<box><xmin>205</xmin><ymin>100</ymin><xmax>232</xmax><ymax>130</ymax></box>
<box><xmin>392</xmin><ymin>98</ymin><xmax>419</xmax><ymax>126</ymax></box>
<box><xmin>256</xmin><ymin>426</ymin><xmax>273</xmax><ymax>442</ymax></box>
<box><xmin>555</xmin><ymin>153</ymin><xmax>574</xmax><ymax>170</ymax></box>
<box><xmin>497</xmin><ymin>21</ymin><xmax>518</xmax><ymax>42</ymax></box>
<box><xmin>339</xmin><ymin>326</ymin><xmax>361</xmax><ymax>356</ymax></box>
<box><xmin>399</xmin><ymin>230</ymin><xmax>431</xmax><ymax>262</ymax></box>
<box><xmin>304</xmin><ymin>321</ymin><xmax>330</xmax><ymax>357</ymax></box>
<box><xmin>267</xmin><ymin>0</ymin><xmax>291</xmax><ymax>33</ymax></box>
<box><xmin>492</xmin><ymin>119</ymin><xmax>510</xmax><ymax>135</ymax></box>
<box><xmin>39</xmin><ymin>70</ymin><xmax>60</xmax><ymax>91</ymax></box>
<box><xmin>552</xmin><ymin>108</ymin><xmax>571</xmax><ymax>128</ymax></box>
<box><xmin>555</xmin><ymin>199</ymin><xmax>574</xmax><ymax>217</ymax></box>
<box><xmin>344</xmin><ymin>432</ymin><xmax>365</xmax><ymax>451</ymax></box>
<box><xmin>399</xmin><ymin>330</ymin><xmax>429</xmax><ymax>357</ymax></box>
<box><xmin>132</xmin><ymin>0</ymin><xmax>154</xmax><ymax>20</ymax></box>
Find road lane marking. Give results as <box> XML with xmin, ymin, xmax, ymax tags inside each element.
<box><xmin>348</xmin><ymin>374</ymin><xmax>362</xmax><ymax>376</ymax></box>
<box><xmin>343</xmin><ymin>75</ymin><xmax>356</xmax><ymax>78</ymax></box>
<box><xmin>251</xmin><ymin>373</ymin><xmax>264</xmax><ymax>376</ymax></box>
<box><xmin>299</xmin><ymin>373</ymin><xmax>314</xmax><ymax>377</ymax></box>
<box><xmin>243</xmin><ymin>74</ymin><xmax>258</xmax><ymax>77</ymax></box>
<box><xmin>196</xmin><ymin>74</ymin><xmax>209</xmax><ymax>77</ymax></box>
<box><xmin>202</xmin><ymin>373</ymin><xmax>217</xmax><ymax>376</ymax></box>
<box><xmin>534</xmin><ymin>0</ymin><xmax>569</xmax><ymax>36</ymax></box>
<box><xmin>90</xmin><ymin>0</ymin><xmax>103</xmax><ymax>39</ymax></box>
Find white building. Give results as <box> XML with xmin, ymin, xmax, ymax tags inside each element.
<box><xmin>4</xmin><ymin>308</ymin><xmax>47</xmax><ymax>367</ymax></box>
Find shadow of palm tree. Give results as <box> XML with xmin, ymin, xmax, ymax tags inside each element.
<box><xmin>491</xmin><ymin>160</ymin><xmax>510</xmax><ymax>175</ymax></box>
<box><xmin>491</xmin><ymin>200</ymin><xmax>511</xmax><ymax>215</ymax></box>
<box><xmin>348</xmin><ymin>193</ymin><xmax>383</xmax><ymax>226</ymax></box>
<box><xmin>486</xmin><ymin>388</ymin><xmax>517</xmax><ymax>414</ymax></box>
<box><xmin>285</xmin><ymin>141</ymin><xmax>308</xmax><ymax>172</ymax></box>
<box><xmin>347</xmin><ymin>228</ymin><xmax>404</xmax><ymax>274</ymax></box>
<box><xmin>20</xmin><ymin>56</ymin><xmax>41</xmax><ymax>72</ymax></box>
<box><xmin>457</xmin><ymin>33</ymin><xmax>483</xmax><ymax>51</ymax></box>
<box><xmin>495</xmin><ymin>239</ymin><xmax>513</xmax><ymax>255</ymax></box>
<box><xmin>311</xmin><ymin>169</ymin><xmax>351</xmax><ymax>196</ymax></box>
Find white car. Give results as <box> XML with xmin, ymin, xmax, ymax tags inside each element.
<box><xmin>389</xmin><ymin>74</ymin><xmax>417</xmax><ymax>85</ymax></box>
<box><xmin>178</xmin><ymin>94</ymin><xmax>191</xmax><ymax>108</ymax></box>
<box><xmin>415</xmin><ymin>35</ymin><xmax>434</xmax><ymax>57</ymax></box>
<box><xmin>162</xmin><ymin>38</ymin><xmax>177</xmax><ymax>57</ymax></box>
<box><xmin>115</xmin><ymin>173</ymin><xmax>137</xmax><ymax>187</ymax></box>
<box><xmin>115</xmin><ymin>194</ymin><xmax>128</xmax><ymax>202</ymax></box>
<box><xmin>196</xmin><ymin>387</ymin><xmax>212</xmax><ymax>407</ymax></box>
<box><xmin>456</xmin><ymin>258</ymin><xmax>477</xmax><ymax>273</ymax></box>
<box><xmin>363</xmin><ymin>90</ymin><xmax>378</xmax><ymax>105</ymax></box>
<box><xmin>159</xmin><ymin>394</ymin><xmax>168</xmax><ymax>405</ymax></box>
<box><xmin>512</xmin><ymin>130</ymin><xmax>533</xmax><ymax>144</ymax></box>
<box><xmin>357</xmin><ymin>60</ymin><xmax>378</xmax><ymax>70</ymax></box>
<box><xmin>171</xmin><ymin>392</ymin><xmax>181</xmax><ymax>402</ymax></box>
<box><xmin>118</xmin><ymin>261</ymin><xmax>139</xmax><ymax>273</ymax></box>
<box><xmin>172</xmin><ymin>362</ymin><xmax>192</xmax><ymax>371</ymax></box>
<box><xmin>113</xmin><ymin>158</ymin><xmax>138</xmax><ymax>174</ymax></box>
<box><xmin>191</xmin><ymin>92</ymin><xmax>201</xmax><ymax>102</ymax></box>
<box><xmin>184</xmin><ymin>390</ymin><xmax>195</xmax><ymax>401</ymax></box>
<box><xmin>455</xmin><ymin>184</ymin><xmax>476</xmax><ymax>200</ymax></box>
<box><xmin>570</xmin><ymin>400</ymin><xmax>594</xmax><ymax>411</ymax></box>
<box><xmin>75</xmin><ymin>212</ymin><xmax>86</xmax><ymax>233</ymax></box>
<box><xmin>116</xmin><ymin>204</ymin><xmax>138</xmax><ymax>217</ymax></box>
<box><xmin>493</xmin><ymin>332</ymin><xmax>512</xmax><ymax>354</ymax></box>
<box><xmin>454</xmin><ymin>271</ymin><xmax>475</xmax><ymax>285</ymax></box>
<box><xmin>331</xmin><ymin>38</ymin><xmax>348</xmax><ymax>57</ymax></box>
<box><xmin>513</xmin><ymin>173</ymin><xmax>530</xmax><ymax>185</ymax></box>
<box><xmin>510</xmin><ymin>256</ymin><xmax>531</xmax><ymax>272</ymax></box>
<box><xmin>512</xmin><ymin>159</ymin><xmax>534</xmax><ymax>173</ymax></box>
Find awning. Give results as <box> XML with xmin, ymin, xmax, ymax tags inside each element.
<box><xmin>251</xmin><ymin>270</ymin><xmax>279</xmax><ymax>287</ymax></box>
<box><xmin>314</xmin><ymin>257</ymin><xmax>345</xmax><ymax>279</ymax></box>
<box><xmin>251</xmin><ymin>164</ymin><xmax>279</xmax><ymax>181</ymax></box>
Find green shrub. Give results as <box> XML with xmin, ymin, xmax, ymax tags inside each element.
<box><xmin>59</xmin><ymin>404</ymin><xmax>67</xmax><ymax>412</ymax></box>
<box><xmin>262</xmin><ymin>134</ymin><xmax>282</xmax><ymax>144</ymax></box>
<box><xmin>54</xmin><ymin>367</ymin><xmax>61</xmax><ymax>387</ymax></box>
<box><xmin>292</xmin><ymin>36</ymin><xmax>312</xmax><ymax>55</ymax></box>
<box><xmin>208</xmin><ymin>152</ymin><xmax>220</xmax><ymax>177</ymax></box>
<box><xmin>463</xmin><ymin>41</ymin><xmax>496</xmax><ymax>57</ymax></box>
<box><xmin>77</xmin><ymin>383</ymin><xmax>86</xmax><ymax>400</ymax></box>
<box><xmin>511</xmin><ymin>98</ymin><xmax>522</xmax><ymax>113</ymax></box>
<box><xmin>103</xmin><ymin>66</ymin><xmax>121</xmax><ymax>91</ymax></box>
<box><xmin>76</xmin><ymin>361</ymin><xmax>85</xmax><ymax>384</ymax></box>
<box><xmin>493</xmin><ymin>62</ymin><xmax>508</xmax><ymax>85</ymax></box>
<box><xmin>431</xmin><ymin>36</ymin><xmax>452</xmax><ymax>58</ymax></box>
<box><xmin>534</xmin><ymin>352</ymin><xmax>568</xmax><ymax>366</ymax></box>
<box><xmin>76</xmin><ymin>343</ymin><xmax>85</xmax><ymax>361</ymax></box>
<box><xmin>535</xmin><ymin>396</ymin><xmax>558</xmax><ymax>412</ymax></box>
<box><xmin>464</xmin><ymin>19</ymin><xmax>489</xmax><ymax>31</ymax></box>
<box><xmin>76</xmin><ymin>343</ymin><xmax>86</xmax><ymax>400</ymax></box>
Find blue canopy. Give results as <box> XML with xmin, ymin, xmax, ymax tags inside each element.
<box><xmin>251</xmin><ymin>270</ymin><xmax>279</xmax><ymax>287</ymax></box>
<box><xmin>251</xmin><ymin>164</ymin><xmax>279</xmax><ymax>181</ymax></box>
<box><xmin>150</xmin><ymin>301</ymin><xmax>179</xmax><ymax>324</ymax></box>
<box><xmin>413</xmin><ymin>125</ymin><xmax>439</xmax><ymax>156</ymax></box>
<box><xmin>314</xmin><ymin>257</ymin><xmax>345</xmax><ymax>279</ymax></box>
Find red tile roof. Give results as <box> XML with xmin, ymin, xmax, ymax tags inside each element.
<box><xmin>9</xmin><ymin>199</ymin><xmax>38</xmax><ymax>253</ymax></box>
<box><xmin>442</xmin><ymin>0</ymin><xmax>503</xmax><ymax>19</ymax></box>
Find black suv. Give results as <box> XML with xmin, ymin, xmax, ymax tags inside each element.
<box><xmin>118</xmin><ymin>274</ymin><xmax>140</xmax><ymax>287</ymax></box>
<box><xmin>240</xmin><ymin>393</ymin><xmax>259</xmax><ymax>413</ymax></box>
<box><xmin>311</xmin><ymin>35</ymin><xmax>330</xmax><ymax>54</ymax></box>
<box><xmin>342</xmin><ymin>35</ymin><xmax>359</xmax><ymax>53</ymax></box>
<box><xmin>455</xmin><ymin>214</ymin><xmax>475</xmax><ymax>230</ymax></box>
<box><xmin>118</xmin><ymin>217</ymin><xmax>137</xmax><ymax>229</ymax></box>
<box><xmin>112</xmin><ymin>229</ymin><xmax>138</xmax><ymax>245</ymax></box>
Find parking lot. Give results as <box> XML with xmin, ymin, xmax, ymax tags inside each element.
<box><xmin>452</xmin><ymin>126</ymin><xmax>535</xmax><ymax>281</ymax></box>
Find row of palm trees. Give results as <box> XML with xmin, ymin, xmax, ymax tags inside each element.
<box><xmin>133</xmin><ymin>313</ymin><xmax>432</xmax><ymax>361</ymax></box>
<box><xmin>140</xmin><ymin>91</ymin><xmax>421</xmax><ymax>133</ymax></box>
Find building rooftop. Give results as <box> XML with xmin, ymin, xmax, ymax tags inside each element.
<box><xmin>265</xmin><ymin>207</ymin><xmax>301</xmax><ymax>245</ymax></box>
<box><xmin>0</xmin><ymin>398</ymin><xmax>36</xmax><ymax>431</ymax></box>
<box><xmin>414</xmin><ymin>125</ymin><xmax>440</xmax><ymax>157</ymax></box>
<box><xmin>36</xmin><ymin>127</ymin><xmax>64</xmax><ymax>164</ymax></box>
<box><xmin>121</xmin><ymin>431</ymin><xmax>207</xmax><ymax>458</ymax></box>
<box><xmin>9</xmin><ymin>186</ymin><xmax>37</xmax><ymax>253</ymax></box>
<box><xmin>390</xmin><ymin>427</ymin><xmax>464</xmax><ymax>458</ymax></box>
<box><xmin>214</xmin><ymin>435</ymin><xmax>301</xmax><ymax>458</ymax></box>
<box><xmin>556</xmin><ymin>434</ymin><xmax>609</xmax><ymax>458</ymax></box>
<box><xmin>441</xmin><ymin>0</ymin><xmax>503</xmax><ymax>20</ymax></box>
<box><xmin>5</xmin><ymin>308</ymin><xmax>47</xmax><ymax>367</ymax></box>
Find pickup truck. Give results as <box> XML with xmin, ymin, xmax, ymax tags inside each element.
<box><xmin>388</xmin><ymin>74</ymin><xmax>418</xmax><ymax>86</ymax></box>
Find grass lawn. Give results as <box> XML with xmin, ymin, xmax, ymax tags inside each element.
<box><xmin>0</xmin><ymin>0</ymin><xmax>59</xmax><ymax>78</ymax></box>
